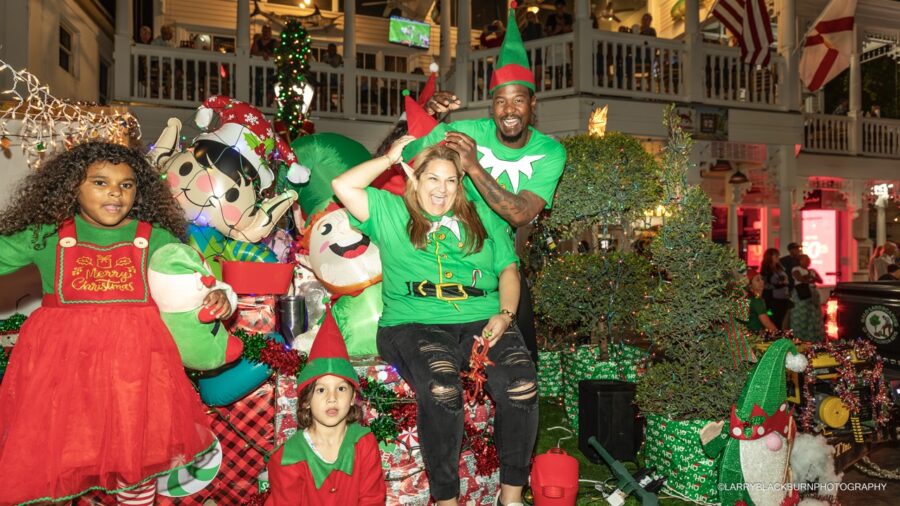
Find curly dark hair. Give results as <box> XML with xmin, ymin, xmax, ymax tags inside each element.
<box><xmin>373</xmin><ymin>120</ymin><xmax>408</xmax><ymax>156</ymax></box>
<box><xmin>0</xmin><ymin>142</ymin><xmax>187</xmax><ymax>245</ymax></box>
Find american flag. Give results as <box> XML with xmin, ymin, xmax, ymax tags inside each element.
<box><xmin>712</xmin><ymin>0</ymin><xmax>774</xmax><ymax>66</ymax></box>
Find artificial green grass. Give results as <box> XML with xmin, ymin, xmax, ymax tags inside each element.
<box><xmin>534</xmin><ymin>397</ymin><xmax>693</xmax><ymax>506</ymax></box>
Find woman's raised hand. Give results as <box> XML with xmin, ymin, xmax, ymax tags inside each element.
<box><xmin>386</xmin><ymin>135</ymin><xmax>416</xmax><ymax>165</ymax></box>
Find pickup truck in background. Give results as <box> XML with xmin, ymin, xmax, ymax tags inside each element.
<box><xmin>815</xmin><ymin>280</ymin><xmax>900</xmax><ymax>468</ymax></box>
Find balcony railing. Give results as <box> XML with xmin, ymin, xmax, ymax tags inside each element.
<box><xmin>803</xmin><ymin>114</ymin><xmax>900</xmax><ymax>159</ymax></box>
<box><xmin>125</xmin><ymin>28</ymin><xmax>792</xmax><ymax>122</ymax></box>
<box><xmin>130</xmin><ymin>45</ymin><xmax>427</xmax><ymax>121</ymax></box>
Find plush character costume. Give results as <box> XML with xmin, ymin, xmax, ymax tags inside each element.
<box><xmin>0</xmin><ymin>216</ymin><xmax>214</xmax><ymax>504</ymax></box>
<box><xmin>148</xmin><ymin>243</ymin><xmax>242</xmax><ymax>370</ymax></box>
<box><xmin>700</xmin><ymin>339</ymin><xmax>808</xmax><ymax>506</ymax></box>
<box><xmin>265</xmin><ymin>312</ymin><xmax>386</xmax><ymax>506</ymax></box>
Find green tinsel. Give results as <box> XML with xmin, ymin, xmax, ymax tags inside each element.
<box><xmin>0</xmin><ymin>347</ymin><xmax>9</xmax><ymax>371</ymax></box>
<box><xmin>367</xmin><ymin>414</ymin><xmax>401</xmax><ymax>445</ymax></box>
<box><xmin>0</xmin><ymin>313</ymin><xmax>26</xmax><ymax>333</ymax></box>
<box><xmin>234</xmin><ymin>328</ymin><xmax>270</xmax><ymax>362</ymax></box>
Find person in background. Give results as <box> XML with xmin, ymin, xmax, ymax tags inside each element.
<box><xmin>791</xmin><ymin>254</ymin><xmax>824</xmax><ymax>342</ymax></box>
<box><xmin>879</xmin><ymin>264</ymin><xmax>900</xmax><ymax>281</ymax></box>
<box><xmin>138</xmin><ymin>25</ymin><xmax>153</xmax><ymax>44</ymax></box>
<box><xmin>738</xmin><ymin>269</ymin><xmax>779</xmax><ymax>335</ymax></box>
<box><xmin>544</xmin><ymin>0</ymin><xmax>573</xmax><ymax>36</ymax></box>
<box><xmin>322</xmin><ymin>43</ymin><xmax>343</xmax><ymax>68</ymax></box>
<box><xmin>779</xmin><ymin>242</ymin><xmax>802</xmax><ymax>293</ymax></box>
<box><xmin>639</xmin><ymin>13</ymin><xmax>657</xmax><ymax>36</ymax></box>
<box><xmin>520</xmin><ymin>11</ymin><xmax>544</xmax><ymax>90</ymax></box>
<box><xmin>480</xmin><ymin>19</ymin><xmax>506</xmax><ymax>49</ymax></box>
<box><xmin>761</xmin><ymin>247</ymin><xmax>792</xmax><ymax>329</ymax></box>
<box><xmin>251</xmin><ymin>25</ymin><xmax>279</xmax><ymax>107</ymax></box>
<box><xmin>832</xmin><ymin>98</ymin><xmax>849</xmax><ymax>115</ymax></box>
<box><xmin>152</xmin><ymin>24</ymin><xmax>176</xmax><ymax>47</ymax></box>
<box><xmin>870</xmin><ymin>242</ymin><xmax>897</xmax><ymax>281</ymax></box>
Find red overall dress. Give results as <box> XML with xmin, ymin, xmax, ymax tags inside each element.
<box><xmin>0</xmin><ymin>220</ymin><xmax>212</xmax><ymax>506</ymax></box>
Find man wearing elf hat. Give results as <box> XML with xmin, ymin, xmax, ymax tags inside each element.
<box><xmin>402</xmin><ymin>1</ymin><xmax>566</xmax><ymax>362</ymax></box>
<box><xmin>699</xmin><ymin>338</ymin><xmax>808</xmax><ymax>506</ymax></box>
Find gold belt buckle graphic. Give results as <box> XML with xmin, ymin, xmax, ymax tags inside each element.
<box><xmin>435</xmin><ymin>282</ymin><xmax>468</xmax><ymax>301</ymax></box>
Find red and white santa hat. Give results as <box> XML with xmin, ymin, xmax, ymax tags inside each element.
<box><xmin>399</xmin><ymin>62</ymin><xmax>439</xmax><ymax>122</ymax></box>
<box><xmin>194</xmin><ymin>95</ymin><xmax>308</xmax><ymax>193</ymax></box>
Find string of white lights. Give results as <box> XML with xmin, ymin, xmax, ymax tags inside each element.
<box><xmin>0</xmin><ymin>58</ymin><xmax>141</xmax><ymax>169</ymax></box>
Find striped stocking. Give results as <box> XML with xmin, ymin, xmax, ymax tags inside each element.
<box><xmin>116</xmin><ymin>479</ymin><xmax>157</xmax><ymax>505</ymax></box>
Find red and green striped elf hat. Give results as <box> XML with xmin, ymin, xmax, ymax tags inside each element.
<box><xmin>489</xmin><ymin>1</ymin><xmax>535</xmax><ymax>94</ymax></box>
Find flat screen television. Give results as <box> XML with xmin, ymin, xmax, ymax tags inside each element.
<box><xmin>388</xmin><ymin>16</ymin><xmax>431</xmax><ymax>49</ymax></box>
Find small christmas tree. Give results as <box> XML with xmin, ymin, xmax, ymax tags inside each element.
<box><xmin>635</xmin><ymin>106</ymin><xmax>751</xmax><ymax>421</ymax></box>
<box><xmin>275</xmin><ymin>20</ymin><xmax>312</xmax><ymax>139</ymax></box>
<box><xmin>530</xmin><ymin>131</ymin><xmax>660</xmax><ymax>354</ymax></box>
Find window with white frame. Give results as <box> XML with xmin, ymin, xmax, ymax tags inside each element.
<box><xmin>59</xmin><ymin>24</ymin><xmax>75</xmax><ymax>74</ymax></box>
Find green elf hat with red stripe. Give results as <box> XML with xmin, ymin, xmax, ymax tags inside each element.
<box><xmin>490</xmin><ymin>1</ymin><xmax>535</xmax><ymax>94</ymax></box>
<box><xmin>296</xmin><ymin>306</ymin><xmax>359</xmax><ymax>392</ymax></box>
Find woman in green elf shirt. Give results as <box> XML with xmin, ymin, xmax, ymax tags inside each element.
<box><xmin>332</xmin><ymin>137</ymin><xmax>537</xmax><ymax>506</ymax></box>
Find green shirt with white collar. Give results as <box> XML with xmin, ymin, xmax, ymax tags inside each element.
<box><xmin>349</xmin><ymin>187</ymin><xmax>518</xmax><ymax>327</ymax></box>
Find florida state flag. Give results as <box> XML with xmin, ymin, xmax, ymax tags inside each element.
<box><xmin>800</xmin><ymin>0</ymin><xmax>857</xmax><ymax>92</ymax></box>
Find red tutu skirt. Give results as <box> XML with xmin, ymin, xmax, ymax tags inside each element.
<box><xmin>0</xmin><ymin>304</ymin><xmax>214</xmax><ymax>505</ymax></box>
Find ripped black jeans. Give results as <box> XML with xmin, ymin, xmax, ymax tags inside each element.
<box><xmin>377</xmin><ymin>320</ymin><xmax>539</xmax><ymax>501</ymax></box>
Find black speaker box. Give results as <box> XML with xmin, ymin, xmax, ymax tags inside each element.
<box><xmin>578</xmin><ymin>379</ymin><xmax>643</xmax><ymax>463</ymax></box>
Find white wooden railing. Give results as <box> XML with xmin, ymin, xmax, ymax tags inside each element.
<box><xmin>861</xmin><ymin>117</ymin><xmax>900</xmax><ymax>158</ymax></box>
<box><xmin>131</xmin><ymin>45</ymin><xmax>237</xmax><ymax>108</ymax></box>
<box><xmin>804</xmin><ymin>114</ymin><xmax>853</xmax><ymax>154</ymax></box>
<box><xmin>701</xmin><ymin>45</ymin><xmax>785</xmax><ymax>109</ymax></box>
<box><xmin>803</xmin><ymin>114</ymin><xmax>900</xmax><ymax>159</ymax></box>
<box><xmin>589</xmin><ymin>30</ymin><xmax>686</xmax><ymax>101</ymax></box>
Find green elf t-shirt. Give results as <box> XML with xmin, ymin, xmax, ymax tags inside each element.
<box><xmin>349</xmin><ymin>187</ymin><xmax>518</xmax><ymax>327</ymax></box>
<box><xmin>403</xmin><ymin>118</ymin><xmax>566</xmax><ymax>236</ymax></box>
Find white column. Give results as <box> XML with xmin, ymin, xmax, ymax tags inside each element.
<box><xmin>343</xmin><ymin>0</ymin><xmax>358</xmax><ymax>117</ymax></box>
<box><xmin>453</xmin><ymin>0</ymin><xmax>471</xmax><ymax>107</ymax></box>
<box><xmin>112</xmin><ymin>0</ymin><xmax>132</xmax><ymax>101</ymax></box>
<box><xmin>778</xmin><ymin>0</ymin><xmax>800</xmax><ymax>111</ymax></box>
<box><xmin>727</xmin><ymin>175</ymin><xmax>751</xmax><ymax>256</ymax></box>
<box><xmin>574</xmin><ymin>0</ymin><xmax>592</xmax><ymax>94</ymax></box>
<box><xmin>439</xmin><ymin>0</ymin><xmax>452</xmax><ymax>85</ymax></box>
<box><xmin>235</xmin><ymin>0</ymin><xmax>250</xmax><ymax>103</ymax></box>
<box><xmin>778</xmin><ymin>145</ymin><xmax>797</xmax><ymax>249</ymax></box>
<box><xmin>684</xmin><ymin>0</ymin><xmax>703</xmax><ymax>102</ymax></box>
<box><xmin>848</xmin><ymin>25</ymin><xmax>862</xmax><ymax>154</ymax></box>
<box><xmin>875</xmin><ymin>196</ymin><xmax>888</xmax><ymax>247</ymax></box>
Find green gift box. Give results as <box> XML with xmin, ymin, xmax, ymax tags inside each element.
<box><xmin>560</xmin><ymin>344</ymin><xmax>647</xmax><ymax>432</ymax></box>
<box><xmin>641</xmin><ymin>414</ymin><xmax>719</xmax><ymax>503</ymax></box>
<box><xmin>537</xmin><ymin>350</ymin><xmax>563</xmax><ymax>397</ymax></box>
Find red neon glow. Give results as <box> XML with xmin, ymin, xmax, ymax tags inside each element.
<box><xmin>825</xmin><ymin>298</ymin><xmax>839</xmax><ymax>340</ymax></box>
<box><xmin>801</xmin><ymin>210</ymin><xmax>838</xmax><ymax>285</ymax></box>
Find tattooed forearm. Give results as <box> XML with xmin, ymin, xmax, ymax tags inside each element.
<box><xmin>467</xmin><ymin>165</ymin><xmax>539</xmax><ymax>227</ymax></box>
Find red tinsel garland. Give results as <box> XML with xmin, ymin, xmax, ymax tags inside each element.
<box><xmin>799</xmin><ymin>339</ymin><xmax>892</xmax><ymax>431</ymax></box>
<box><xmin>465</xmin><ymin>417</ymin><xmax>499</xmax><ymax>477</ymax></box>
<box><xmin>258</xmin><ymin>340</ymin><xmax>307</xmax><ymax>376</ymax></box>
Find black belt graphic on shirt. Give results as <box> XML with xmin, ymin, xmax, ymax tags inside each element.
<box><xmin>406</xmin><ymin>281</ymin><xmax>489</xmax><ymax>301</ymax></box>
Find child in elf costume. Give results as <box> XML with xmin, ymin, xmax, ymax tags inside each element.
<box><xmin>265</xmin><ymin>310</ymin><xmax>386</xmax><ymax>505</ymax></box>
<box><xmin>0</xmin><ymin>142</ymin><xmax>227</xmax><ymax>505</ymax></box>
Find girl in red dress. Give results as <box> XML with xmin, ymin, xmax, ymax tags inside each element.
<box><xmin>265</xmin><ymin>312</ymin><xmax>386</xmax><ymax>506</ymax></box>
<box><xmin>0</xmin><ymin>142</ymin><xmax>230</xmax><ymax>505</ymax></box>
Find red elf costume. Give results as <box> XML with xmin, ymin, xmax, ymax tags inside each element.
<box><xmin>0</xmin><ymin>216</ymin><xmax>213</xmax><ymax>505</ymax></box>
<box><xmin>265</xmin><ymin>311</ymin><xmax>385</xmax><ymax>506</ymax></box>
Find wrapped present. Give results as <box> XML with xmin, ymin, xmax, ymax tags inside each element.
<box><xmin>274</xmin><ymin>373</ymin><xmax>299</xmax><ymax>445</ymax></box>
<box><xmin>75</xmin><ymin>382</ymin><xmax>276</xmax><ymax>506</ymax></box>
<box><xmin>159</xmin><ymin>381</ymin><xmax>275</xmax><ymax>505</ymax></box>
<box><xmin>353</xmin><ymin>357</ymin><xmax>501</xmax><ymax>505</ymax></box>
<box><xmin>641</xmin><ymin>414</ymin><xmax>719</xmax><ymax>503</ymax></box>
<box><xmin>561</xmin><ymin>344</ymin><xmax>648</xmax><ymax>432</ymax></box>
<box><xmin>537</xmin><ymin>350</ymin><xmax>563</xmax><ymax>397</ymax></box>
<box><xmin>233</xmin><ymin>295</ymin><xmax>278</xmax><ymax>334</ymax></box>
<box><xmin>0</xmin><ymin>313</ymin><xmax>26</xmax><ymax>349</ymax></box>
